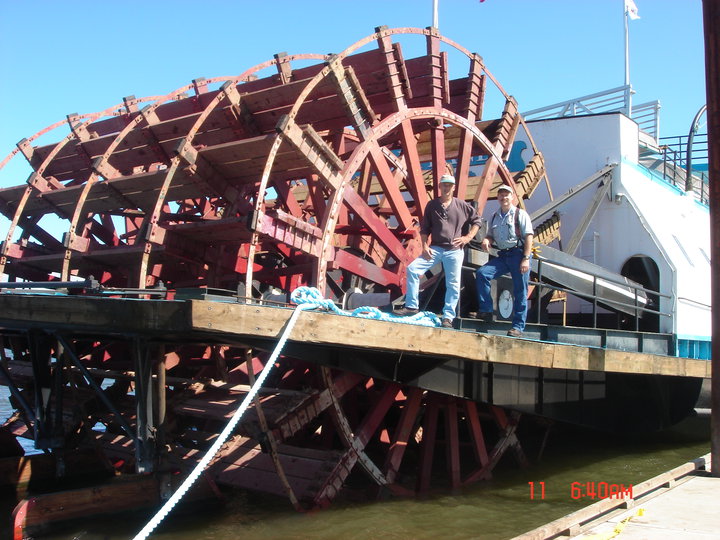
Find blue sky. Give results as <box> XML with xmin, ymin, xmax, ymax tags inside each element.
<box><xmin>0</xmin><ymin>0</ymin><xmax>706</xmax><ymax>185</ymax></box>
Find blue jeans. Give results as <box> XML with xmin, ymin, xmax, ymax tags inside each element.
<box><xmin>405</xmin><ymin>246</ymin><xmax>464</xmax><ymax>320</ymax></box>
<box><xmin>475</xmin><ymin>248</ymin><xmax>530</xmax><ymax>331</ymax></box>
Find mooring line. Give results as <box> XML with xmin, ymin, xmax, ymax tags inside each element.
<box><xmin>133</xmin><ymin>287</ymin><xmax>431</xmax><ymax>539</ymax></box>
<box><xmin>132</xmin><ymin>300</ymin><xmax>317</xmax><ymax>540</ymax></box>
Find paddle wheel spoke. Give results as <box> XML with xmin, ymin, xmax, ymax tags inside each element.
<box><xmin>455</xmin><ymin>55</ymin><xmax>486</xmax><ymax>200</ymax></box>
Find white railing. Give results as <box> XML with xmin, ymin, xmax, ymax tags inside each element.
<box><xmin>522</xmin><ymin>85</ymin><xmax>660</xmax><ymax>140</ymax></box>
<box><xmin>632</xmin><ymin>99</ymin><xmax>661</xmax><ymax>140</ymax></box>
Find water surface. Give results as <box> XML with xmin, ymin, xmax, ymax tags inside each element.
<box><xmin>12</xmin><ymin>412</ymin><xmax>707</xmax><ymax>540</ymax></box>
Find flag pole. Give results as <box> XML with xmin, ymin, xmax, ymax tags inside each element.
<box><xmin>624</xmin><ymin>1</ymin><xmax>632</xmax><ymax>116</ymax></box>
<box><xmin>624</xmin><ymin>2</ymin><xmax>630</xmax><ymax>86</ymax></box>
<box><xmin>432</xmin><ymin>0</ymin><xmax>439</xmax><ymax>28</ymax></box>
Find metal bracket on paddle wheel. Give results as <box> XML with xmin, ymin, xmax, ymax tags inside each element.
<box><xmin>27</xmin><ymin>329</ymin><xmax>64</xmax><ymax>451</ymax></box>
<box><xmin>133</xmin><ymin>337</ymin><xmax>156</xmax><ymax>473</ymax></box>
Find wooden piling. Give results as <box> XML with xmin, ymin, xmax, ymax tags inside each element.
<box><xmin>703</xmin><ymin>0</ymin><xmax>720</xmax><ymax>477</ymax></box>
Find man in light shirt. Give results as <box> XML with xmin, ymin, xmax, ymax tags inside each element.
<box><xmin>476</xmin><ymin>184</ymin><xmax>534</xmax><ymax>337</ymax></box>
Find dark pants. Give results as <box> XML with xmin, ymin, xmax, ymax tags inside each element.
<box><xmin>475</xmin><ymin>247</ymin><xmax>530</xmax><ymax>331</ymax></box>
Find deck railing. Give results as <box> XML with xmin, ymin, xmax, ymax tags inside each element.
<box><xmin>654</xmin><ymin>133</ymin><xmax>710</xmax><ymax>204</ymax></box>
<box><xmin>521</xmin><ymin>87</ymin><xmax>708</xmax><ymax>204</ymax></box>
<box><xmin>522</xmin><ymin>85</ymin><xmax>660</xmax><ymax>140</ymax></box>
<box><xmin>465</xmin><ymin>243</ymin><xmax>670</xmax><ymax>333</ymax></box>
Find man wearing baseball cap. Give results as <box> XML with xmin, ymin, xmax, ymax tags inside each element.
<box><xmin>395</xmin><ymin>173</ymin><xmax>481</xmax><ymax>328</ymax></box>
<box><xmin>475</xmin><ymin>183</ymin><xmax>534</xmax><ymax>337</ymax></box>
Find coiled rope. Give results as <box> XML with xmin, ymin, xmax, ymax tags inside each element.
<box><xmin>291</xmin><ymin>286</ymin><xmax>441</xmax><ymax>327</ymax></box>
<box><xmin>133</xmin><ymin>287</ymin><xmax>434</xmax><ymax>539</ymax></box>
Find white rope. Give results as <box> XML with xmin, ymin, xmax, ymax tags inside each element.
<box><xmin>133</xmin><ymin>300</ymin><xmax>317</xmax><ymax>540</ymax></box>
<box><xmin>133</xmin><ymin>286</ymin><xmax>435</xmax><ymax>539</ymax></box>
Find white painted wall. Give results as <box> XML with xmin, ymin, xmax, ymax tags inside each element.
<box><xmin>520</xmin><ymin>113</ymin><xmax>710</xmax><ymax>339</ymax></box>
<box><xmin>618</xmin><ymin>167</ymin><xmax>710</xmax><ymax>338</ymax></box>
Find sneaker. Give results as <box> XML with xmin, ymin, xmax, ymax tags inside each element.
<box><xmin>507</xmin><ymin>328</ymin><xmax>523</xmax><ymax>337</ymax></box>
<box><xmin>395</xmin><ymin>307</ymin><xmax>419</xmax><ymax>316</ymax></box>
<box><xmin>476</xmin><ymin>312</ymin><xmax>494</xmax><ymax>322</ymax></box>
<box><xmin>441</xmin><ymin>318</ymin><xmax>453</xmax><ymax>328</ymax></box>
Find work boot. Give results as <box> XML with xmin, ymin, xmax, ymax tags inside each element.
<box><xmin>441</xmin><ymin>318</ymin><xmax>453</xmax><ymax>328</ymax></box>
<box><xmin>476</xmin><ymin>312</ymin><xmax>494</xmax><ymax>322</ymax></box>
<box><xmin>507</xmin><ymin>328</ymin><xmax>523</xmax><ymax>337</ymax></box>
<box><xmin>395</xmin><ymin>307</ymin><xmax>419</xmax><ymax>316</ymax></box>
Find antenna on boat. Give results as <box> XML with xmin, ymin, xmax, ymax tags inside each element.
<box><xmin>432</xmin><ymin>0</ymin><xmax>439</xmax><ymax>28</ymax></box>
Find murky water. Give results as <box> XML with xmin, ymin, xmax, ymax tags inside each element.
<box><xmin>4</xmin><ymin>400</ymin><xmax>708</xmax><ymax>540</ymax></box>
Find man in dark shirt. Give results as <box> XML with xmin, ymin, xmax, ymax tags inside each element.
<box><xmin>396</xmin><ymin>174</ymin><xmax>481</xmax><ymax>328</ymax></box>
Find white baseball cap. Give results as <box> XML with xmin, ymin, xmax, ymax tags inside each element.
<box><xmin>439</xmin><ymin>174</ymin><xmax>456</xmax><ymax>184</ymax></box>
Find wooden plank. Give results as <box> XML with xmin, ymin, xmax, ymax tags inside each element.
<box><xmin>0</xmin><ymin>185</ymin><xmax>29</xmax><ymax>218</ymax></box>
<box><xmin>416</xmin><ymin>119</ymin><xmax>500</xmax><ymax>163</ymax></box>
<box><xmin>0</xmin><ymin>295</ymin><xmax>709</xmax><ymax>379</ymax></box>
<box><xmin>13</xmin><ymin>476</ymin><xmax>158</xmax><ymax>537</ymax></box>
<box><xmin>37</xmin><ymin>77</ymin><xmax>322</xmax><ymax>181</ymax></box>
<box><xmin>173</xmin><ymin>390</ymin><xmax>308</xmax><ymax>425</ymax></box>
<box><xmin>0</xmin><ymin>295</ymin><xmax>189</xmax><ymax>335</ymax></box>
<box><xmin>20</xmin><ymin>166</ymin><xmax>232</xmax><ymax>218</ymax></box>
<box><xmin>8</xmin><ymin>244</ymin><xmax>159</xmax><ymax>276</ymax></box>
<box><xmin>19</xmin><ymin>169</ymin><xmax>168</xmax><ymax>216</ymax></box>
<box><xmin>218</xmin><ymin>440</ymin><xmax>333</xmax><ymax>480</ymax></box>
<box><xmin>0</xmin><ymin>450</ymin><xmax>114</xmax><ymax>498</ymax></box>
<box><xmin>199</xmin><ymin>133</ymin><xmax>278</xmax><ymax>166</ymax></box>
<box><xmin>214</xmin><ymin>460</ymin><xmax>318</xmax><ymax>500</ymax></box>
<box><xmin>12</xmin><ymin>472</ymin><xmax>217</xmax><ymax>539</ymax></box>
<box><xmin>164</xmin><ymin>217</ymin><xmax>254</xmax><ymax>244</ymax></box>
<box><xmin>213</xmin><ymin>437</ymin><xmax>337</xmax><ymax>500</ymax></box>
<box><xmin>187</xmin><ymin>301</ymin><xmax>712</xmax><ymax>379</ymax></box>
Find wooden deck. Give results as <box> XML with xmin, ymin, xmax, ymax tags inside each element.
<box><xmin>515</xmin><ymin>454</ymin><xmax>718</xmax><ymax>540</ymax></box>
<box><xmin>0</xmin><ymin>293</ymin><xmax>710</xmax><ymax>379</ymax></box>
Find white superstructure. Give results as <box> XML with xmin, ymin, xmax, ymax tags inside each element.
<box><xmin>517</xmin><ymin>112</ymin><xmax>710</xmax><ymax>357</ymax></box>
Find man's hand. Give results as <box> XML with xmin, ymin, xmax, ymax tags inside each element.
<box><xmin>451</xmin><ymin>235</ymin><xmax>470</xmax><ymax>248</ymax></box>
<box><xmin>480</xmin><ymin>238</ymin><xmax>491</xmax><ymax>252</ymax></box>
<box><xmin>520</xmin><ymin>258</ymin><xmax>530</xmax><ymax>274</ymax></box>
<box><xmin>421</xmin><ymin>245</ymin><xmax>434</xmax><ymax>260</ymax></box>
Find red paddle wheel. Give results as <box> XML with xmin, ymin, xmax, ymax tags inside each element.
<box><xmin>0</xmin><ymin>26</ymin><xmax>548</xmax><ymax>298</ymax></box>
<box><xmin>0</xmin><ymin>27</ymin><xmax>550</xmax><ymax>529</ymax></box>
